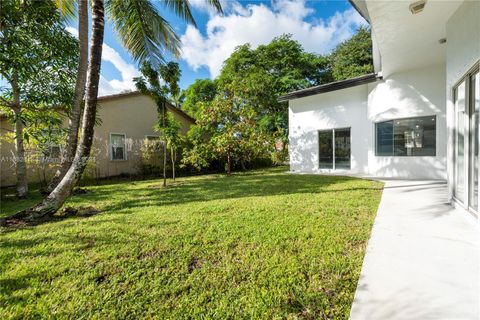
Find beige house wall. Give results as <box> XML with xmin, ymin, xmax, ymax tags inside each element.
<box><xmin>0</xmin><ymin>92</ymin><xmax>194</xmax><ymax>187</ymax></box>
<box><xmin>1</xmin><ymin>118</ymin><xmax>65</xmax><ymax>187</ymax></box>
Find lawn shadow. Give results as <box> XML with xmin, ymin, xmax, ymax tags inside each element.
<box><xmin>1</xmin><ymin>168</ymin><xmax>383</xmax><ymax>226</ymax></box>
<box><xmin>90</xmin><ymin>171</ymin><xmax>382</xmax><ymax>214</ymax></box>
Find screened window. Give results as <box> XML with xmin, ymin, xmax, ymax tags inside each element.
<box><xmin>110</xmin><ymin>133</ymin><xmax>126</xmax><ymax>160</ymax></box>
<box><xmin>44</xmin><ymin>145</ymin><xmax>61</xmax><ymax>159</ymax></box>
<box><xmin>375</xmin><ymin>116</ymin><xmax>436</xmax><ymax>156</ymax></box>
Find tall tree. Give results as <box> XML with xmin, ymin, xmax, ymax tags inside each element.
<box><xmin>217</xmin><ymin>35</ymin><xmax>332</xmax><ymax>142</ymax></box>
<box><xmin>46</xmin><ymin>0</ymin><xmax>89</xmax><ymax>193</ymax></box>
<box><xmin>330</xmin><ymin>27</ymin><xmax>373</xmax><ymax>80</ymax></box>
<box><xmin>182</xmin><ymin>79</ymin><xmax>217</xmax><ymax>119</ymax></box>
<box><xmin>0</xmin><ymin>0</ymin><xmax>78</xmax><ymax>198</ymax></box>
<box><xmin>183</xmin><ymin>85</ymin><xmax>271</xmax><ymax>175</ymax></box>
<box><xmin>9</xmin><ymin>0</ymin><xmax>222</xmax><ymax>220</ymax></box>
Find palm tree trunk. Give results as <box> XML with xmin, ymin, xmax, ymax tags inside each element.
<box><xmin>46</xmin><ymin>0</ymin><xmax>89</xmax><ymax>193</ymax></box>
<box><xmin>12</xmin><ymin>73</ymin><xmax>28</xmax><ymax>198</ymax></box>
<box><xmin>10</xmin><ymin>0</ymin><xmax>104</xmax><ymax>220</ymax></box>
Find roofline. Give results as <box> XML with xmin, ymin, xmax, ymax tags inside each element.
<box><xmin>348</xmin><ymin>0</ymin><xmax>370</xmax><ymax>23</ymax></box>
<box><xmin>278</xmin><ymin>73</ymin><xmax>382</xmax><ymax>102</ymax></box>
<box><xmin>97</xmin><ymin>90</ymin><xmax>143</xmax><ymax>101</ymax></box>
<box><xmin>98</xmin><ymin>91</ymin><xmax>196</xmax><ymax>124</ymax></box>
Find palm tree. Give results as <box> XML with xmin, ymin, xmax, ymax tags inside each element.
<box><xmin>12</xmin><ymin>0</ymin><xmax>222</xmax><ymax>220</ymax></box>
<box><xmin>46</xmin><ymin>0</ymin><xmax>89</xmax><ymax>193</ymax></box>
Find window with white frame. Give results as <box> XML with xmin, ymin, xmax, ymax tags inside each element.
<box><xmin>110</xmin><ymin>133</ymin><xmax>126</xmax><ymax>160</ymax></box>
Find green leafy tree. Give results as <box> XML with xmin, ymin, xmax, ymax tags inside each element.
<box><xmin>216</xmin><ymin>34</ymin><xmax>332</xmax><ymax>143</ymax></box>
<box><xmin>183</xmin><ymin>88</ymin><xmax>271</xmax><ymax>175</ymax></box>
<box><xmin>0</xmin><ymin>0</ymin><xmax>78</xmax><ymax>198</ymax></box>
<box><xmin>11</xmin><ymin>0</ymin><xmax>222</xmax><ymax>221</ymax></box>
<box><xmin>330</xmin><ymin>27</ymin><xmax>373</xmax><ymax>80</ymax></box>
<box><xmin>162</xmin><ymin>113</ymin><xmax>184</xmax><ymax>181</ymax></box>
<box><xmin>135</xmin><ymin>61</ymin><xmax>182</xmax><ymax>186</ymax></box>
<box><xmin>182</xmin><ymin>79</ymin><xmax>217</xmax><ymax>118</ymax></box>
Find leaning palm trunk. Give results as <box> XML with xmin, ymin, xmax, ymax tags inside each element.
<box><xmin>12</xmin><ymin>74</ymin><xmax>28</xmax><ymax>198</ymax></box>
<box><xmin>46</xmin><ymin>0</ymin><xmax>89</xmax><ymax>193</ymax></box>
<box><xmin>10</xmin><ymin>0</ymin><xmax>105</xmax><ymax>220</ymax></box>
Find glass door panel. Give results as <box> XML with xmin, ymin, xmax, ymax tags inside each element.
<box><xmin>470</xmin><ymin>72</ymin><xmax>479</xmax><ymax>212</ymax></box>
<box><xmin>335</xmin><ymin>128</ymin><xmax>351</xmax><ymax>169</ymax></box>
<box><xmin>319</xmin><ymin>130</ymin><xmax>333</xmax><ymax>169</ymax></box>
<box><xmin>455</xmin><ymin>81</ymin><xmax>466</xmax><ymax>203</ymax></box>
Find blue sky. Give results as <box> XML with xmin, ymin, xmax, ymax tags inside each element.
<box><xmin>89</xmin><ymin>0</ymin><xmax>367</xmax><ymax>95</ymax></box>
<box><xmin>2</xmin><ymin>0</ymin><xmax>367</xmax><ymax>96</ymax></box>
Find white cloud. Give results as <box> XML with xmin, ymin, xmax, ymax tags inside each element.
<box><xmin>181</xmin><ymin>0</ymin><xmax>367</xmax><ymax>78</ymax></box>
<box><xmin>66</xmin><ymin>26</ymin><xmax>78</xmax><ymax>37</ymax></box>
<box><xmin>189</xmin><ymin>0</ymin><xmax>239</xmax><ymax>16</ymax></box>
<box><xmin>65</xmin><ymin>26</ymin><xmax>140</xmax><ymax>96</ymax></box>
<box><xmin>99</xmin><ymin>44</ymin><xmax>140</xmax><ymax>96</ymax></box>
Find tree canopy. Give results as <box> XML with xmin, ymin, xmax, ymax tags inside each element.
<box><xmin>0</xmin><ymin>0</ymin><xmax>78</xmax><ymax>108</ymax></box>
<box><xmin>182</xmin><ymin>79</ymin><xmax>217</xmax><ymax>119</ymax></box>
<box><xmin>181</xmin><ymin>28</ymin><xmax>373</xmax><ymax>173</ymax></box>
<box><xmin>330</xmin><ymin>27</ymin><xmax>373</xmax><ymax>80</ymax></box>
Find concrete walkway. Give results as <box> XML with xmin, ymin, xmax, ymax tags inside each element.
<box><xmin>350</xmin><ymin>180</ymin><xmax>479</xmax><ymax>320</ymax></box>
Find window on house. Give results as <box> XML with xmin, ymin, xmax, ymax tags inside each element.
<box><xmin>375</xmin><ymin>116</ymin><xmax>436</xmax><ymax>156</ymax></box>
<box><xmin>110</xmin><ymin>133</ymin><xmax>126</xmax><ymax>160</ymax></box>
<box><xmin>318</xmin><ymin>128</ymin><xmax>351</xmax><ymax>169</ymax></box>
<box><xmin>44</xmin><ymin>145</ymin><xmax>61</xmax><ymax>159</ymax></box>
<box><xmin>145</xmin><ymin>135</ymin><xmax>159</xmax><ymax>141</ymax></box>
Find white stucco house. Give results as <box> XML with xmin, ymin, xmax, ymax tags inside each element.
<box><xmin>282</xmin><ymin>0</ymin><xmax>479</xmax><ymax>217</ymax></box>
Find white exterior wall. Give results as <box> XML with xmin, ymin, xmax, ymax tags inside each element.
<box><xmin>367</xmin><ymin>64</ymin><xmax>447</xmax><ymax>179</ymax></box>
<box><xmin>289</xmin><ymin>64</ymin><xmax>447</xmax><ymax>179</ymax></box>
<box><xmin>289</xmin><ymin>85</ymin><xmax>370</xmax><ymax>174</ymax></box>
<box><xmin>446</xmin><ymin>0</ymin><xmax>480</xmax><ymax>199</ymax></box>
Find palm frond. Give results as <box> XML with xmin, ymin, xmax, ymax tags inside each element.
<box><xmin>106</xmin><ymin>0</ymin><xmax>181</xmax><ymax>63</ymax></box>
<box><xmin>206</xmin><ymin>0</ymin><xmax>223</xmax><ymax>14</ymax></box>
<box><xmin>54</xmin><ymin>0</ymin><xmax>77</xmax><ymax>20</ymax></box>
<box><xmin>162</xmin><ymin>0</ymin><xmax>196</xmax><ymax>27</ymax></box>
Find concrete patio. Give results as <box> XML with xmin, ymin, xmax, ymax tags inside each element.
<box><xmin>350</xmin><ymin>180</ymin><xmax>479</xmax><ymax>320</ymax></box>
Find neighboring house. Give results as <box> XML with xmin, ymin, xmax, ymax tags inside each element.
<box><xmin>0</xmin><ymin>91</ymin><xmax>195</xmax><ymax>187</ymax></box>
<box><xmin>281</xmin><ymin>0</ymin><xmax>479</xmax><ymax>217</ymax></box>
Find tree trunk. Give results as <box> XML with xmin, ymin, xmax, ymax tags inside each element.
<box><xmin>163</xmin><ymin>141</ymin><xmax>167</xmax><ymax>187</ymax></box>
<box><xmin>10</xmin><ymin>0</ymin><xmax>104</xmax><ymax>220</ymax></box>
<box><xmin>171</xmin><ymin>147</ymin><xmax>175</xmax><ymax>182</ymax></box>
<box><xmin>46</xmin><ymin>0</ymin><xmax>89</xmax><ymax>193</ymax></box>
<box><xmin>226</xmin><ymin>149</ymin><xmax>232</xmax><ymax>175</ymax></box>
<box><xmin>12</xmin><ymin>74</ymin><xmax>28</xmax><ymax>198</ymax></box>
<box><xmin>162</xmin><ymin>101</ymin><xmax>167</xmax><ymax>187</ymax></box>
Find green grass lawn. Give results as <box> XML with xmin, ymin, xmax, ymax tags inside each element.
<box><xmin>0</xmin><ymin>167</ymin><xmax>383</xmax><ymax>319</ymax></box>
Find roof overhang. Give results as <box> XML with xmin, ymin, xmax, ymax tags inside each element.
<box><xmin>362</xmin><ymin>0</ymin><xmax>462</xmax><ymax>77</ymax></box>
<box><xmin>348</xmin><ymin>0</ymin><xmax>370</xmax><ymax>23</ymax></box>
<box><xmin>278</xmin><ymin>73</ymin><xmax>381</xmax><ymax>102</ymax></box>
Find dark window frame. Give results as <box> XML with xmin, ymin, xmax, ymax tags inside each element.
<box><xmin>375</xmin><ymin>115</ymin><xmax>437</xmax><ymax>157</ymax></box>
<box><xmin>318</xmin><ymin>127</ymin><xmax>351</xmax><ymax>170</ymax></box>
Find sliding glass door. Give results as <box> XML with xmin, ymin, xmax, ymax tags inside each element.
<box><xmin>318</xmin><ymin>128</ymin><xmax>351</xmax><ymax>170</ymax></box>
<box><xmin>454</xmin><ymin>81</ymin><xmax>466</xmax><ymax>203</ymax></box>
<box><xmin>319</xmin><ymin>131</ymin><xmax>333</xmax><ymax>169</ymax></box>
<box><xmin>469</xmin><ymin>71</ymin><xmax>479</xmax><ymax>212</ymax></box>
<box><xmin>454</xmin><ymin>67</ymin><xmax>479</xmax><ymax>215</ymax></box>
